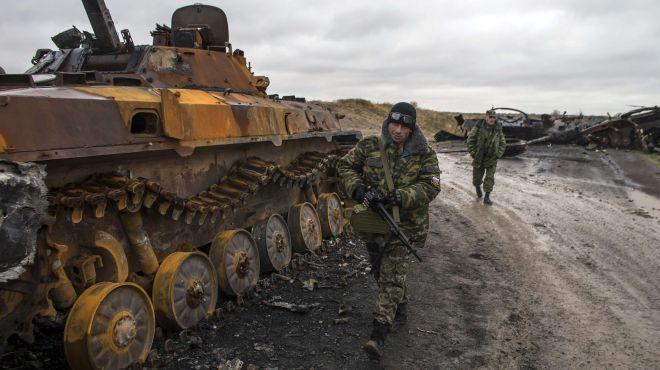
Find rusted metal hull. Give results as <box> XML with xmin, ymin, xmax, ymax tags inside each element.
<box><xmin>0</xmin><ymin>2</ymin><xmax>361</xmax><ymax>367</ymax></box>
<box><xmin>0</xmin><ymin>140</ymin><xmax>351</xmax><ymax>349</ymax></box>
<box><xmin>46</xmin><ymin>138</ymin><xmax>343</xmax><ymax>254</ymax></box>
<box><xmin>434</xmin><ymin>108</ymin><xmax>552</xmax><ymax>142</ymax></box>
<box><xmin>580</xmin><ymin>107</ymin><xmax>660</xmax><ymax>150</ymax></box>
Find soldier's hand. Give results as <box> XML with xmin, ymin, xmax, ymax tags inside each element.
<box><xmin>363</xmin><ymin>187</ymin><xmax>385</xmax><ymax>209</ymax></box>
<box><xmin>352</xmin><ymin>184</ymin><xmax>367</xmax><ymax>202</ymax></box>
<box><xmin>387</xmin><ymin>189</ymin><xmax>403</xmax><ymax>207</ymax></box>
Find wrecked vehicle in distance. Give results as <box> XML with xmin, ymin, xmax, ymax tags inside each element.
<box><xmin>434</xmin><ymin>107</ymin><xmax>553</xmax><ymax>157</ymax></box>
<box><xmin>434</xmin><ymin>107</ymin><xmax>553</xmax><ymax>142</ymax></box>
<box><xmin>527</xmin><ymin>106</ymin><xmax>659</xmax><ymax>152</ymax></box>
<box><xmin>580</xmin><ymin>106</ymin><xmax>660</xmax><ymax>151</ymax></box>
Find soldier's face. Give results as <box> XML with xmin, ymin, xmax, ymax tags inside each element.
<box><xmin>388</xmin><ymin>122</ymin><xmax>412</xmax><ymax>144</ymax></box>
<box><xmin>486</xmin><ymin>115</ymin><xmax>496</xmax><ymax>125</ymax></box>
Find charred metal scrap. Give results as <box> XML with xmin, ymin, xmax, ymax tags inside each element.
<box><xmin>435</xmin><ymin>107</ymin><xmax>553</xmax><ymax>142</ymax></box>
<box><xmin>528</xmin><ymin>106</ymin><xmax>660</xmax><ymax>152</ymax></box>
<box><xmin>436</xmin><ymin>106</ymin><xmax>659</xmax><ymax>154</ymax></box>
<box><xmin>580</xmin><ymin>106</ymin><xmax>660</xmax><ymax>151</ymax></box>
<box><xmin>435</xmin><ymin>107</ymin><xmax>548</xmax><ymax>157</ymax></box>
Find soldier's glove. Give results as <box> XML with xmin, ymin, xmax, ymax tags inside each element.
<box><xmin>352</xmin><ymin>184</ymin><xmax>367</xmax><ymax>202</ymax></box>
<box><xmin>387</xmin><ymin>189</ymin><xmax>403</xmax><ymax>207</ymax></box>
<box><xmin>363</xmin><ymin>187</ymin><xmax>385</xmax><ymax>209</ymax></box>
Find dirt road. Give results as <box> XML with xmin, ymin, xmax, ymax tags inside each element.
<box><xmin>398</xmin><ymin>144</ymin><xmax>660</xmax><ymax>369</ymax></box>
<box><xmin>3</xmin><ymin>145</ymin><xmax>659</xmax><ymax>370</ymax></box>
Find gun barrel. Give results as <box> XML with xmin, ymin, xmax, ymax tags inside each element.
<box><xmin>82</xmin><ymin>0</ymin><xmax>121</xmax><ymax>52</ymax></box>
<box><xmin>375</xmin><ymin>202</ymin><xmax>423</xmax><ymax>262</ymax></box>
<box><xmin>525</xmin><ymin>135</ymin><xmax>552</xmax><ymax>145</ymax></box>
<box><xmin>437</xmin><ymin>149</ymin><xmax>469</xmax><ymax>154</ymax></box>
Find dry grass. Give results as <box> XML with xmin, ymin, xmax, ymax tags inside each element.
<box><xmin>314</xmin><ymin>99</ymin><xmax>458</xmax><ymax>138</ymax></box>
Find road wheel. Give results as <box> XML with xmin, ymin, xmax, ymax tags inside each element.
<box><xmin>209</xmin><ymin>229</ymin><xmax>260</xmax><ymax>296</ymax></box>
<box><xmin>317</xmin><ymin>193</ymin><xmax>343</xmax><ymax>238</ymax></box>
<box><xmin>252</xmin><ymin>214</ymin><xmax>292</xmax><ymax>272</ymax></box>
<box><xmin>64</xmin><ymin>282</ymin><xmax>155</xmax><ymax>370</ymax></box>
<box><xmin>288</xmin><ymin>202</ymin><xmax>322</xmax><ymax>253</ymax></box>
<box><xmin>152</xmin><ymin>252</ymin><xmax>218</xmax><ymax>330</ymax></box>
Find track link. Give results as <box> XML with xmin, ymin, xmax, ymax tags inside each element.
<box><xmin>47</xmin><ymin>150</ymin><xmax>344</xmax><ymax>229</ymax></box>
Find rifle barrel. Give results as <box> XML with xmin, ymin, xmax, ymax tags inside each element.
<box><xmin>437</xmin><ymin>149</ymin><xmax>469</xmax><ymax>153</ymax></box>
<box><xmin>375</xmin><ymin>202</ymin><xmax>423</xmax><ymax>262</ymax></box>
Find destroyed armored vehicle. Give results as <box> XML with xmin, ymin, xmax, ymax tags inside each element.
<box><xmin>580</xmin><ymin>106</ymin><xmax>660</xmax><ymax>151</ymax></box>
<box><xmin>434</xmin><ymin>108</ymin><xmax>545</xmax><ymax>157</ymax></box>
<box><xmin>447</xmin><ymin>107</ymin><xmax>552</xmax><ymax>141</ymax></box>
<box><xmin>526</xmin><ymin>107</ymin><xmax>660</xmax><ymax>151</ymax></box>
<box><xmin>434</xmin><ymin>107</ymin><xmax>552</xmax><ymax>143</ymax></box>
<box><xmin>0</xmin><ymin>1</ymin><xmax>358</xmax><ymax>369</ymax></box>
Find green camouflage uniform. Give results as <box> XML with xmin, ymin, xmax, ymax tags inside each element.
<box><xmin>467</xmin><ymin>121</ymin><xmax>506</xmax><ymax>193</ymax></box>
<box><xmin>337</xmin><ymin>121</ymin><xmax>441</xmax><ymax>325</ymax></box>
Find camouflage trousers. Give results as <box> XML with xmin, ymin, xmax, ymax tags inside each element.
<box><xmin>472</xmin><ymin>164</ymin><xmax>497</xmax><ymax>193</ymax></box>
<box><xmin>365</xmin><ymin>237</ymin><xmax>409</xmax><ymax>326</ymax></box>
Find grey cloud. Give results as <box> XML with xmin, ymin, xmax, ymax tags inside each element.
<box><xmin>325</xmin><ymin>4</ymin><xmax>411</xmax><ymax>40</ymax></box>
<box><xmin>1</xmin><ymin>0</ymin><xmax>658</xmax><ymax>114</ymax></box>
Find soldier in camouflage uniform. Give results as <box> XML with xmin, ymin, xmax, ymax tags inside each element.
<box><xmin>337</xmin><ymin>102</ymin><xmax>441</xmax><ymax>360</ymax></box>
<box><xmin>467</xmin><ymin>109</ymin><xmax>506</xmax><ymax>205</ymax></box>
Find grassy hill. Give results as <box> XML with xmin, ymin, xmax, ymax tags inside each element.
<box><xmin>316</xmin><ymin>99</ymin><xmax>610</xmax><ymax>144</ymax></box>
<box><xmin>314</xmin><ymin>99</ymin><xmax>458</xmax><ymax>137</ymax></box>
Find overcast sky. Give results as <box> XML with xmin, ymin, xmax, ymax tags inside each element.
<box><xmin>1</xmin><ymin>0</ymin><xmax>658</xmax><ymax>114</ymax></box>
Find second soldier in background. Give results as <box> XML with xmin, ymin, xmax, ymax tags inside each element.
<box><xmin>467</xmin><ymin>109</ymin><xmax>506</xmax><ymax>204</ymax></box>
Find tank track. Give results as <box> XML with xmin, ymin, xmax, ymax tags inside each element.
<box><xmin>47</xmin><ymin>151</ymin><xmax>344</xmax><ymax>225</ymax></box>
<box><xmin>1</xmin><ymin>150</ymin><xmax>346</xmax><ymax>349</ymax></box>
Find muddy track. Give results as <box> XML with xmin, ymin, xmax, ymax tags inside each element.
<box><xmin>434</xmin><ymin>144</ymin><xmax>660</xmax><ymax>369</ymax></box>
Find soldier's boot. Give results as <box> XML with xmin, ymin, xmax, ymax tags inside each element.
<box><xmin>394</xmin><ymin>303</ymin><xmax>407</xmax><ymax>323</ymax></box>
<box><xmin>363</xmin><ymin>320</ymin><xmax>389</xmax><ymax>360</ymax></box>
<box><xmin>483</xmin><ymin>192</ymin><xmax>492</xmax><ymax>205</ymax></box>
<box><xmin>475</xmin><ymin>186</ymin><xmax>483</xmax><ymax>198</ymax></box>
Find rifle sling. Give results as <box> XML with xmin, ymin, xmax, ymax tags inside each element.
<box><xmin>379</xmin><ymin>139</ymin><xmax>400</xmax><ymax>223</ymax></box>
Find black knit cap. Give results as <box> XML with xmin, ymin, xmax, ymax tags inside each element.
<box><xmin>389</xmin><ymin>102</ymin><xmax>416</xmax><ymax>130</ymax></box>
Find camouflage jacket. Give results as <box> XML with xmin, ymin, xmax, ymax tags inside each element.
<box><xmin>467</xmin><ymin>121</ymin><xmax>506</xmax><ymax>167</ymax></box>
<box><xmin>337</xmin><ymin>121</ymin><xmax>441</xmax><ymax>246</ymax></box>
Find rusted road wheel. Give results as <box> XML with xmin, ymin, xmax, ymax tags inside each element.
<box><xmin>288</xmin><ymin>202</ymin><xmax>322</xmax><ymax>253</ymax></box>
<box><xmin>317</xmin><ymin>192</ymin><xmax>343</xmax><ymax>238</ymax></box>
<box><xmin>152</xmin><ymin>252</ymin><xmax>218</xmax><ymax>330</ymax></box>
<box><xmin>63</xmin><ymin>282</ymin><xmax>155</xmax><ymax>370</ymax></box>
<box><xmin>90</xmin><ymin>231</ymin><xmax>129</xmax><ymax>283</ymax></box>
<box><xmin>252</xmin><ymin>214</ymin><xmax>292</xmax><ymax>273</ymax></box>
<box><xmin>210</xmin><ymin>229</ymin><xmax>260</xmax><ymax>296</ymax></box>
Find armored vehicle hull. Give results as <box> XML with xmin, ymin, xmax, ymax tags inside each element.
<box><xmin>0</xmin><ymin>2</ymin><xmax>359</xmax><ymax>368</ymax></box>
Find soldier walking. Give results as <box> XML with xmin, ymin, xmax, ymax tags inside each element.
<box><xmin>467</xmin><ymin>109</ymin><xmax>506</xmax><ymax>205</ymax></box>
<box><xmin>337</xmin><ymin>102</ymin><xmax>441</xmax><ymax>360</ymax></box>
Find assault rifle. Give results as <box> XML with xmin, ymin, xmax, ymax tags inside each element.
<box><xmin>373</xmin><ymin>201</ymin><xmax>423</xmax><ymax>262</ymax></box>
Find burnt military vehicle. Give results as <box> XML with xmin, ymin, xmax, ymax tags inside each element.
<box><xmin>442</xmin><ymin>107</ymin><xmax>553</xmax><ymax>141</ymax></box>
<box><xmin>434</xmin><ymin>108</ymin><xmax>541</xmax><ymax>157</ymax></box>
<box><xmin>0</xmin><ymin>1</ymin><xmax>358</xmax><ymax>369</ymax></box>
